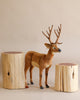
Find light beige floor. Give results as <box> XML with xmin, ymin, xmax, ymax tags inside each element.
<box><xmin>0</xmin><ymin>85</ymin><xmax>80</xmax><ymax>100</ymax></box>
<box><xmin>0</xmin><ymin>68</ymin><xmax>80</xmax><ymax>100</ymax></box>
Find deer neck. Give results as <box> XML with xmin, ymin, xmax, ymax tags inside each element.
<box><xmin>46</xmin><ymin>49</ymin><xmax>54</xmax><ymax>61</ymax></box>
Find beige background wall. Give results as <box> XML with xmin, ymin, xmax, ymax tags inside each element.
<box><xmin>0</xmin><ymin>0</ymin><xmax>80</xmax><ymax>84</ymax></box>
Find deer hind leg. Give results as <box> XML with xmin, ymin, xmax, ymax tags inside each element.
<box><xmin>39</xmin><ymin>68</ymin><xmax>44</xmax><ymax>89</ymax></box>
<box><xmin>25</xmin><ymin>65</ymin><xmax>30</xmax><ymax>88</ymax></box>
<box><xmin>30</xmin><ymin>65</ymin><xmax>34</xmax><ymax>85</ymax></box>
<box><xmin>45</xmin><ymin>65</ymin><xmax>51</xmax><ymax>88</ymax></box>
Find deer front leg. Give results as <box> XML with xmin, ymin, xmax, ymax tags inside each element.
<box><xmin>45</xmin><ymin>65</ymin><xmax>51</xmax><ymax>88</ymax></box>
<box><xmin>39</xmin><ymin>68</ymin><xmax>44</xmax><ymax>89</ymax></box>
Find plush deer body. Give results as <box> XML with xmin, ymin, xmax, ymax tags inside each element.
<box><xmin>25</xmin><ymin>24</ymin><xmax>62</xmax><ymax>89</ymax></box>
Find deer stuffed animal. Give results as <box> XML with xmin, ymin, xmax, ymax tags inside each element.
<box><xmin>25</xmin><ymin>24</ymin><xmax>62</xmax><ymax>89</ymax></box>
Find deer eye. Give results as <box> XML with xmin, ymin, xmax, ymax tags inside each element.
<box><xmin>53</xmin><ymin>47</ymin><xmax>56</xmax><ymax>49</ymax></box>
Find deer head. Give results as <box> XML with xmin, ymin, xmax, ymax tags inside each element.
<box><xmin>42</xmin><ymin>24</ymin><xmax>62</xmax><ymax>53</ymax></box>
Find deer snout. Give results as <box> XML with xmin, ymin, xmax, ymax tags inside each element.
<box><xmin>58</xmin><ymin>49</ymin><xmax>61</xmax><ymax>52</ymax></box>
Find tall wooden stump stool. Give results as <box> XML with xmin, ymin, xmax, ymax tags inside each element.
<box><xmin>55</xmin><ymin>63</ymin><xmax>78</xmax><ymax>92</ymax></box>
<box><xmin>1</xmin><ymin>52</ymin><xmax>25</xmax><ymax>89</ymax></box>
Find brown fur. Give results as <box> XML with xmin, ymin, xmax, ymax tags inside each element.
<box><xmin>25</xmin><ymin>24</ymin><xmax>62</xmax><ymax>89</ymax></box>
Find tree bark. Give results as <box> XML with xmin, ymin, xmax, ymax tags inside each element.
<box><xmin>55</xmin><ymin>63</ymin><xmax>78</xmax><ymax>92</ymax></box>
<box><xmin>1</xmin><ymin>52</ymin><xmax>25</xmax><ymax>89</ymax></box>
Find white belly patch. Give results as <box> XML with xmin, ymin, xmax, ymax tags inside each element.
<box><xmin>46</xmin><ymin>65</ymin><xmax>50</xmax><ymax>68</ymax></box>
<box><xmin>32</xmin><ymin>61</ymin><xmax>50</xmax><ymax>68</ymax></box>
<box><xmin>32</xmin><ymin>61</ymin><xmax>39</xmax><ymax>68</ymax></box>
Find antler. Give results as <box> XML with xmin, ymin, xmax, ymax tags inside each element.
<box><xmin>54</xmin><ymin>24</ymin><xmax>62</xmax><ymax>44</ymax></box>
<box><xmin>42</xmin><ymin>24</ymin><xmax>62</xmax><ymax>44</ymax></box>
<box><xmin>42</xmin><ymin>25</ymin><xmax>53</xmax><ymax>44</ymax></box>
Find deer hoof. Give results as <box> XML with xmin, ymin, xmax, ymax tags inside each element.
<box><xmin>25</xmin><ymin>86</ymin><xmax>29</xmax><ymax>88</ymax></box>
<box><xmin>27</xmin><ymin>83</ymin><xmax>29</xmax><ymax>85</ymax></box>
<box><xmin>31</xmin><ymin>82</ymin><xmax>34</xmax><ymax>85</ymax></box>
<box><xmin>46</xmin><ymin>84</ymin><xmax>49</xmax><ymax>88</ymax></box>
<box><xmin>40</xmin><ymin>86</ymin><xmax>44</xmax><ymax>89</ymax></box>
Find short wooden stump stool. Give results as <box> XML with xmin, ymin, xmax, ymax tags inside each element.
<box><xmin>55</xmin><ymin>63</ymin><xmax>78</xmax><ymax>92</ymax></box>
<box><xmin>1</xmin><ymin>52</ymin><xmax>25</xmax><ymax>89</ymax></box>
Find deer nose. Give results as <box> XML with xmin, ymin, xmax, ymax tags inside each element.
<box><xmin>58</xmin><ymin>49</ymin><xmax>61</xmax><ymax>52</ymax></box>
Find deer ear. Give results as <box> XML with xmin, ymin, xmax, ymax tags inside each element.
<box><xmin>44</xmin><ymin>43</ymin><xmax>51</xmax><ymax>48</ymax></box>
